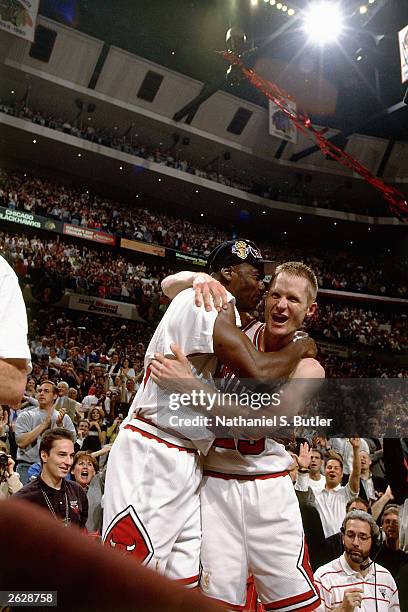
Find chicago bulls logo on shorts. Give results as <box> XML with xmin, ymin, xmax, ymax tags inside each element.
<box><xmin>103</xmin><ymin>505</ymin><xmax>154</xmax><ymax>564</ymax></box>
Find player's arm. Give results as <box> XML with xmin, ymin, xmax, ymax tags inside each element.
<box><xmin>161</xmin><ymin>271</ymin><xmax>228</xmax><ymax>311</ymax></box>
<box><xmin>213</xmin><ymin>304</ymin><xmax>316</xmax><ymax>381</ymax></box>
<box><xmin>150</xmin><ymin>344</ymin><xmax>324</xmax><ymax>438</ymax></box>
<box><xmin>0</xmin><ymin>263</ymin><xmax>30</xmax><ymax>406</ymax></box>
<box><xmin>0</xmin><ymin>358</ymin><xmax>27</xmax><ymax>406</ymax></box>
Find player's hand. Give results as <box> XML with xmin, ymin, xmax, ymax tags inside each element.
<box><xmin>56</xmin><ymin>407</ymin><xmax>66</xmax><ymax>426</ymax></box>
<box><xmin>295</xmin><ymin>442</ymin><xmax>312</xmax><ymax>470</ymax></box>
<box><xmin>192</xmin><ymin>273</ymin><xmax>228</xmax><ymax>312</ymax></box>
<box><xmin>151</xmin><ymin>343</ymin><xmax>195</xmax><ymax>392</ymax></box>
<box><xmin>342</xmin><ymin>588</ymin><xmax>363</xmax><ymax>611</ymax></box>
<box><xmin>294</xmin><ymin>334</ymin><xmax>317</xmax><ymax>359</ymax></box>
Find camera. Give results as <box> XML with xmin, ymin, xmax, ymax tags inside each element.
<box><xmin>0</xmin><ymin>452</ymin><xmax>8</xmax><ymax>467</ymax></box>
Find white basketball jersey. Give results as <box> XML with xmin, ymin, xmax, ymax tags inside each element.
<box><xmin>204</xmin><ymin>320</ymin><xmax>293</xmax><ymax>474</ymax></box>
<box><xmin>122</xmin><ymin>288</ymin><xmax>240</xmax><ymax>453</ymax></box>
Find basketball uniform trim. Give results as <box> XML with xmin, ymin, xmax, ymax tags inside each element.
<box><xmin>203</xmin><ymin>469</ymin><xmax>289</xmax><ymax>480</ymax></box>
<box><xmin>124</xmin><ymin>421</ymin><xmax>198</xmax><ymax>453</ymax></box>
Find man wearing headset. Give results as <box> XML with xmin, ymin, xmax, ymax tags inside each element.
<box><xmin>314</xmin><ymin>510</ymin><xmax>400</xmax><ymax>611</ymax></box>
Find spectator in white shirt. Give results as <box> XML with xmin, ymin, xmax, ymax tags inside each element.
<box><xmin>296</xmin><ymin>437</ymin><xmax>361</xmax><ymax>537</ymax></box>
<box><xmin>307</xmin><ymin>448</ymin><xmax>326</xmax><ymax>493</ymax></box>
<box><xmin>48</xmin><ymin>347</ymin><xmax>62</xmax><ymax>368</ymax></box>
<box><xmin>330</xmin><ymin>436</ymin><xmax>370</xmax><ymax>476</ymax></box>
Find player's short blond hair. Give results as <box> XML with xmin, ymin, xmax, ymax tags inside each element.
<box><xmin>272</xmin><ymin>261</ymin><xmax>318</xmax><ymax>304</ymax></box>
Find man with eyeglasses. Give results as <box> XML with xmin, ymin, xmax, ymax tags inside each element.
<box><xmin>314</xmin><ymin>510</ymin><xmax>400</xmax><ymax>611</ymax></box>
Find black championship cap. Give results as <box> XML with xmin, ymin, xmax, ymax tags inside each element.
<box><xmin>207</xmin><ymin>239</ymin><xmax>276</xmax><ymax>276</ymax></box>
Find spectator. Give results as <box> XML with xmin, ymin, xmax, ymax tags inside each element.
<box><xmin>314</xmin><ymin>510</ymin><xmax>400</xmax><ymax>611</ymax></box>
<box><xmin>19</xmin><ymin>378</ymin><xmax>40</xmax><ymax>410</ymax></box>
<box><xmin>0</xmin><ymin>405</ymin><xmax>10</xmax><ymax>449</ymax></box>
<box><xmin>49</xmin><ymin>347</ymin><xmax>63</xmax><ymax>369</ymax></box>
<box><xmin>106</xmin><ymin>415</ymin><xmax>123</xmax><ymax>445</ymax></box>
<box><xmin>81</xmin><ymin>383</ymin><xmax>105</xmax><ymax>415</ymax></box>
<box><xmin>307</xmin><ymin>448</ymin><xmax>326</xmax><ymax>493</ymax></box>
<box><xmin>330</xmin><ymin>433</ymin><xmax>370</xmax><ymax>477</ymax></box>
<box><xmin>15</xmin><ymin>380</ymin><xmax>76</xmax><ymax>484</ymax></box>
<box><xmin>74</xmin><ymin>419</ymin><xmax>93</xmax><ymax>453</ymax></box>
<box><xmin>70</xmin><ymin>450</ymin><xmax>98</xmax><ymax>490</ymax></box>
<box><xmin>55</xmin><ymin>381</ymin><xmax>81</xmax><ymax>424</ymax></box>
<box><xmin>377</xmin><ymin>505</ymin><xmax>408</xmax><ymax>581</ymax></box>
<box><xmin>86</xmin><ymin>407</ymin><xmax>106</xmax><ymax>453</ymax></box>
<box><xmin>120</xmin><ymin>378</ymin><xmax>137</xmax><ymax>409</ymax></box>
<box><xmin>358</xmin><ymin>450</ymin><xmax>387</xmax><ymax>504</ymax></box>
<box><xmin>296</xmin><ymin>438</ymin><xmax>361</xmax><ymax>537</ymax></box>
<box><xmin>119</xmin><ymin>357</ymin><xmax>135</xmax><ymax>380</ymax></box>
<box><xmin>0</xmin><ymin>441</ymin><xmax>22</xmax><ymax>499</ymax></box>
<box><xmin>15</xmin><ymin>428</ymin><xmax>88</xmax><ymax>528</ymax></box>
<box><xmin>323</xmin><ymin>497</ymin><xmax>371</xmax><ymax>564</ymax></box>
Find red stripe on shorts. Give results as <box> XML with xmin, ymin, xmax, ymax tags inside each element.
<box><xmin>176</xmin><ymin>574</ymin><xmax>200</xmax><ymax>586</ymax></box>
<box><xmin>208</xmin><ymin>597</ymin><xmax>245</xmax><ymax>610</ymax></box>
<box><xmin>124</xmin><ymin>424</ymin><xmax>197</xmax><ymax>453</ymax></box>
<box><xmin>203</xmin><ymin>470</ymin><xmax>289</xmax><ymax>480</ymax></box>
<box><xmin>263</xmin><ymin>588</ymin><xmax>319</xmax><ymax>611</ymax></box>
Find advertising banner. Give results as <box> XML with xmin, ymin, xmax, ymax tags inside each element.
<box><xmin>67</xmin><ymin>294</ymin><xmax>145</xmax><ymax>322</ymax></box>
<box><xmin>317</xmin><ymin>341</ymin><xmax>349</xmax><ymax>358</ymax></box>
<box><xmin>174</xmin><ymin>251</ymin><xmax>207</xmax><ymax>267</ymax></box>
<box><xmin>0</xmin><ymin>206</ymin><xmax>62</xmax><ymax>232</ymax></box>
<box><xmin>399</xmin><ymin>24</ymin><xmax>408</xmax><ymax>83</ymax></box>
<box><xmin>269</xmin><ymin>98</ymin><xmax>297</xmax><ymax>144</ymax></box>
<box><xmin>63</xmin><ymin>224</ymin><xmax>116</xmax><ymax>246</ymax></box>
<box><xmin>0</xmin><ymin>0</ymin><xmax>39</xmax><ymax>42</ymax></box>
<box><xmin>121</xmin><ymin>238</ymin><xmax>165</xmax><ymax>257</ymax></box>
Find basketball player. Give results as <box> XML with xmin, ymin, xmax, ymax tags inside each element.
<box><xmin>152</xmin><ymin>261</ymin><xmax>324</xmax><ymax>610</ymax></box>
<box><xmin>102</xmin><ymin>241</ymin><xmax>315</xmax><ymax>590</ymax></box>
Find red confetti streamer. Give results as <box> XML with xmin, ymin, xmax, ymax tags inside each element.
<box><xmin>222</xmin><ymin>51</ymin><xmax>407</xmax><ymax>219</ymax></box>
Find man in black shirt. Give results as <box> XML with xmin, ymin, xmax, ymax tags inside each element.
<box><xmin>377</xmin><ymin>505</ymin><xmax>408</xmax><ymax>579</ymax></box>
<box><xmin>15</xmin><ymin>428</ymin><xmax>88</xmax><ymax>529</ymax></box>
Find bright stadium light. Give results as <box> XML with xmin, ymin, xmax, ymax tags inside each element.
<box><xmin>303</xmin><ymin>2</ymin><xmax>344</xmax><ymax>44</ymax></box>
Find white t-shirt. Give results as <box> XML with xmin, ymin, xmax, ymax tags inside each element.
<box><xmin>0</xmin><ymin>256</ymin><xmax>31</xmax><ymax>371</ymax></box>
<box><xmin>81</xmin><ymin>395</ymin><xmax>100</xmax><ymax>413</ymax></box>
<box><xmin>296</xmin><ymin>474</ymin><xmax>357</xmax><ymax>537</ymax></box>
<box><xmin>123</xmin><ymin>288</ymin><xmax>240</xmax><ymax>454</ymax></box>
<box><xmin>306</xmin><ymin>474</ymin><xmax>326</xmax><ymax>494</ymax></box>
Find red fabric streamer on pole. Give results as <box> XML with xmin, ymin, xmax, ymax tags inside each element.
<box><xmin>222</xmin><ymin>51</ymin><xmax>407</xmax><ymax>220</ymax></box>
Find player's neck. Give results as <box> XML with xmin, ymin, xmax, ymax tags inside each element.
<box><xmin>263</xmin><ymin>328</ymin><xmax>294</xmax><ymax>352</ymax></box>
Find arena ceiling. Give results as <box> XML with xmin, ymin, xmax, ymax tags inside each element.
<box><xmin>40</xmin><ymin>0</ymin><xmax>408</xmax><ymax>141</ymax></box>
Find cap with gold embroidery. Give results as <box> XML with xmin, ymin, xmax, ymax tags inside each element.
<box><xmin>207</xmin><ymin>239</ymin><xmax>276</xmax><ymax>276</ymax></box>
